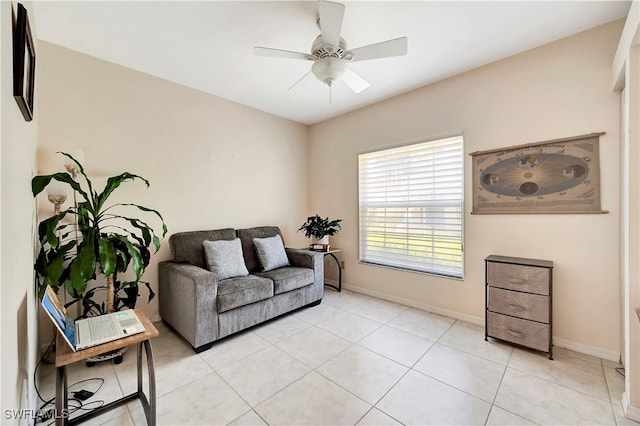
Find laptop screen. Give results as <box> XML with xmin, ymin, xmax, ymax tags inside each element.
<box><xmin>41</xmin><ymin>285</ymin><xmax>76</xmax><ymax>350</ymax></box>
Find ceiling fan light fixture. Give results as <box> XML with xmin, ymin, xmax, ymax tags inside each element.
<box><xmin>311</xmin><ymin>57</ymin><xmax>347</xmax><ymax>85</ymax></box>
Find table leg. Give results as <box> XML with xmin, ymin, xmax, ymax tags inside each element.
<box><xmin>137</xmin><ymin>342</ymin><xmax>143</xmax><ymax>393</ymax></box>
<box><xmin>138</xmin><ymin>340</ymin><xmax>156</xmax><ymax>425</ymax></box>
<box><xmin>55</xmin><ymin>365</ymin><xmax>68</xmax><ymax>426</ymax></box>
<box><xmin>325</xmin><ymin>253</ymin><xmax>342</xmax><ymax>292</ymax></box>
<box><xmin>64</xmin><ymin>341</ymin><xmax>156</xmax><ymax>425</ymax></box>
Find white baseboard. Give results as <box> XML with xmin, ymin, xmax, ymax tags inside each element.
<box><xmin>337</xmin><ymin>281</ymin><xmax>484</xmax><ymax>326</ymax></box>
<box><xmin>623</xmin><ymin>392</ymin><xmax>640</xmax><ymax>422</ymax></box>
<box><xmin>552</xmin><ymin>337</ymin><xmax>620</xmax><ymax>362</ymax></box>
<box><xmin>334</xmin><ymin>281</ymin><xmax>621</xmax><ymax>361</ymax></box>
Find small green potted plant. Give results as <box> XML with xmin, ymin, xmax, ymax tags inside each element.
<box><xmin>297</xmin><ymin>214</ymin><xmax>342</xmax><ymax>247</ymax></box>
<box><xmin>32</xmin><ymin>152</ymin><xmax>167</xmax><ymax>318</ymax></box>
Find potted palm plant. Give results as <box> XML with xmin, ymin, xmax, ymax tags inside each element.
<box><xmin>32</xmin><ymin>152</ymin><xmax>167</xmax><ymax>317</ymax></box>
<box><xmin>297</xmin><ymin>214</ymin><xmax>342</xmax><ymax>246</ymax></box>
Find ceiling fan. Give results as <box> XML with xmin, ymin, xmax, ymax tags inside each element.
<box><xmin>253</xmin><ymin>0</ymin><xmax>408</xmax><ymax>97</ymax></box>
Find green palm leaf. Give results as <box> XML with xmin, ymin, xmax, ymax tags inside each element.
<box><xmin>32</xmin><ymin>152</ymin><xmax>167</xmax><ymax>314</ymax></box>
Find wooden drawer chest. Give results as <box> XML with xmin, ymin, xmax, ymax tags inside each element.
<box><xmin>485</xmin><ymin>255</ymin><xmax>554</xmax><ymax>359</ymax></box>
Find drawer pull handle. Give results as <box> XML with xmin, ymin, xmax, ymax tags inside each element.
<box><xmin>506</xmin><ymin>277</ymin><xmax>527</xmax><ymax>284</ymax></box>
<box><xmin>507</xmin><ymin>304</ymin><xmax>526</xmax><ymax>311</ymax></box>
<box><xmin>506</xmin><ymin>329</ymin><xmax>524</xmax><ymax>338</ymax></box>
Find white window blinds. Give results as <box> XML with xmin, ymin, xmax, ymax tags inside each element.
<box><xmin>358</xmin><ymin>135</ymin><xmax>464</xmax><ymax>278</ymax></box>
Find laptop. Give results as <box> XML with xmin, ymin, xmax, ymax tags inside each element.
<box><xmin>41</xmin><ymin>285</ymin><xmax>146</xmax><ymax>351</ymax></box>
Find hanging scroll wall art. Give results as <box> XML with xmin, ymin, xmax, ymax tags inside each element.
<box><xmin>471</xmin><ymin>133</ymin><xmax>606</xmax><ymax>214</ymax></box>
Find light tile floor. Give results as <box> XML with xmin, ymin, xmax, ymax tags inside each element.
<box><xmin>37</xmin><ymin>290</ymin><xmax>637</xmax><ymax>425</ymax></box>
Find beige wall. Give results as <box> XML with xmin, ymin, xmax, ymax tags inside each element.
<box><xmin>37</xmin><ymin>41</ymin><xmax>310</xmax><ymax>324</ymax></box>
<box><xmin>309</xmin><ymin>20</ymin><xmax>624</xmax><ymax>358</ymax></box>
<box><xmin>3</xmin><ymin>4</ymin><xmax>630</xmax><ymax>417</ymax></box>
<box><xmin>1</xmin><ymin>0</ymin><xmax>39</xmax><ymax>420</ymax></box>
<box><xmin>622</xmin><ymin>44</ymin><xmax>640</xmax><ymax>420</ymax></box>
<box><xmin>614</xmin><ymin>0</ymin><xmax>640</xmax><ymax>416</ymax></box>
<box><xmin>34</xmin><ymin>16</ymin><xmax>624</xmax><ymax>361</ymax></box>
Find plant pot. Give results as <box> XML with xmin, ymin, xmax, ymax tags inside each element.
<box><xmin>313</xmin><ymin>236</ymin><xmax>330</xmax><ymax>245</ymax></box>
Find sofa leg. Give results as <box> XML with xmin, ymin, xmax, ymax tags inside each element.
<box><xmin>162</xmin><ymin>319</ymin><xmax>213</xmax><ymax>354</ymax></box>
<box><xmin>194</xmin><ymin>342</ymin><xmax>215</xmax><ymax>354</ymax></box>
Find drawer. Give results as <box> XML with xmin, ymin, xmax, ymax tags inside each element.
<box><xmin>487</xmin><ymin>312</ymin><xmax>550</xmax><ymax>352</ymax></box>
<box><xmin>487</xmin><ymin>262</ymin><xmax>550</xmax><ymax>295</ymax></box>
<box><xmin>488</xmin><ymin>287</ymin><xmax>549</xmax><ymax>323</ymax></box>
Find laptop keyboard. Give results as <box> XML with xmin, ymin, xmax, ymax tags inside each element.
<box><xmin>89</xmin><ymin>318</ymin><xmax>119</xmax><ymax>340</ymax></box>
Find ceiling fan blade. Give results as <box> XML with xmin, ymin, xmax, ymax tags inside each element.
<box><xmin>343</xmin><ymin>67</ymin><xmax>370</xmax><ymax>93</ymax></box>
<box><xmin>348</xmin><ymin>37</ymin><xmax>408</xmax><ymax>62</ymax></box>
<box><xmin>318</xmin><ymin>0</ymin><xmax>345</xmax><ymax>50</ymax></box>
<box><xmin>253</xmin><ymin>47</ymin><xmax>314</xmax><ymax>61</ymax></box>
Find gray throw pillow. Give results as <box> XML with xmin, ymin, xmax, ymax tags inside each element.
<box><xmin>203</xmin><ymin>238</ymin><xmax>249</xmax><ymax>280</ymax></box>
<box><xmin>253</xmin><ymin>235</ymin><xmax>290</xmax><ymax>272</ymax></box>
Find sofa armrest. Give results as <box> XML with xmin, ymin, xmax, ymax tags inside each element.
<box><xmin>286</xmin><ymin>248</ymin><xmax>325</xmax><ymax>300</ymax></box>
<box><xmin>159</xmin><ymin>261</ymin><xmax>220</xmax><ymax>349</ymax></box>
<box><xmin>286</xmin><ymin>248</ymin><xmax>314</xmax><ymax>268</ymax></box>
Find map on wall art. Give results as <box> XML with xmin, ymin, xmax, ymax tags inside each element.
<box><xmin>471</xmin><ymin>133</ymin><xmax>605</xmax><ymax>214</ymax></box>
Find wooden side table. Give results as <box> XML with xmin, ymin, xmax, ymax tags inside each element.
<box><xmin>55</xmin><ymin>309</ymin><xmax>159</xmax><ymax>426</ymax></box>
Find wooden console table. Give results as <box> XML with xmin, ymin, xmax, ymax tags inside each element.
<box><xmin>55</xmin><ymin>310</ymin><xmax>159</xmax><ymax>426</ymax></box>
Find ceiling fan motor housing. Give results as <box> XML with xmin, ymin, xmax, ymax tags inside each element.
<box><xmin>311</xmin><ymin>34</ymin><xmax>348</xmax><ymax>59</ymax></box>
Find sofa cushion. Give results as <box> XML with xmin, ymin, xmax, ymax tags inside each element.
<box><xmin>256</xmin><ymin>267</ymin><xmax>314</xmax><ymax>295</ymax></box>
<box><xmin>203</xmin><ymin>238</ymin><xmax>249</xmax><ymax>280</ymax></box>
<box><xmin>170</xmin><ymin>228</ymin><xmax>237</xmax><ymax>269</ymax></box>
<box><xmin>253</xmin><ymin>235</ymin><xmax>290</xmax><ymax>272</ymax></box>
<box><xmin>217</xmin><ymin>275</ymin><xmax>274</xmax><ymax>313</ymax></box>
<box><xmin>237</xmin><ymin>226</ymin><xmax>283</xmax><ymax>272</ymax></box>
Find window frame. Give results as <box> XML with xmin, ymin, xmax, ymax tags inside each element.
<box><xmin>357</xmin><ymin>133</ymin><xmax>465</xmax><ymax>279</ymax></box>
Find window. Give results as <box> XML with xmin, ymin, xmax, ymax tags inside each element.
<box><xmin>358</xmin><ymin>135</ymin><xmax>464</xmax><ymax>278</ymax></box>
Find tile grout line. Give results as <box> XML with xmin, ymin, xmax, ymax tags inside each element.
<box><xmin>311</xmin><ymin>296</ymin><xmax>455</xmax><ymax>425</ymax></box>
<box><xmin>599</xmin><ymin>357</ymin><xmax>623</xmax><ymax>426</ymax></box>
<box><xmin>483</xmin><ymin>342</ymin><xmax>532</xmax><ymax>425</ymax></box>
<box><xmin>506</xmin><ymin>357</ymin><xmax>617</xmax><ymax>405</ymax></box>
<box><xmin>53</xmin><ymin>290</ymin><xmax>624</xmax><ymax>425</ymax></box>
<box><xmin>280</xmin><ymin>295</ymin><xmax>409</xmax><ymax>425</ymax></box>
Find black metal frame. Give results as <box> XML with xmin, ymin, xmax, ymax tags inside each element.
<box><xmin>55</xmin><ymin>340</ymin><xmax>156</xmax><ymax>425</ymax></box>
<box><xmin>324</xmin><ymin>252</ymin><xmax>343</xmax><ymax>292</ymax></box>
<box><xmin>12</xmin><ymin>3</ymin><xmax>35</xmax><ymax>122</ymax></box>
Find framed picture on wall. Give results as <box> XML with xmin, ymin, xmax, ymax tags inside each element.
<box><xmin>13</xmin><ymin>3</ymin><xmax>35</xmax><ymax>122</ymax></box>
<box><xmin>470</xmin><ymin>133</ymin><xmax>606</xmax><ymax>214</ymax></box>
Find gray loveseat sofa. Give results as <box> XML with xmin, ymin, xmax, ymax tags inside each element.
<box><xmin>158</xmin><ymin>226</ymin><xmax>324</xmax><ymax>352</ymax></box>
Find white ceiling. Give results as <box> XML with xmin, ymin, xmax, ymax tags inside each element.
<box><xmin>32</xmin><ymin>1</ymin><xmax>631</xmax><ymax>125</ymax></box>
